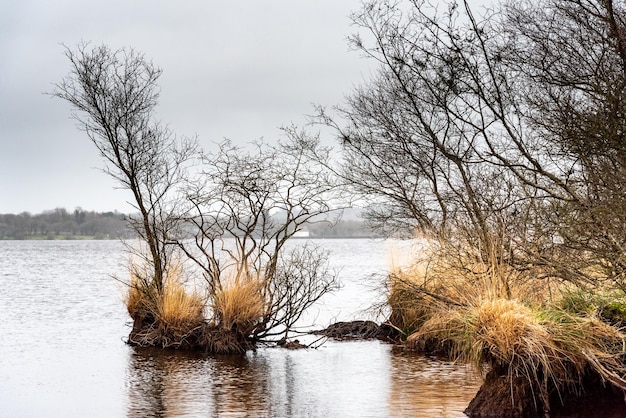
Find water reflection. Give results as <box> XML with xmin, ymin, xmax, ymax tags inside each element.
<box><xmin>388</xmin><ymin>348</ymin><xmax>482</xmax><ymax>417</ymax></box>
<box><xmin>127</xmin><ymin>348</ymin><xmax>272</xmax><ymax>417</ymax></box>
<box><xmin>126</xmin><ymin>341</ymin><xmax>481</xmax><ymax>417</ymax></box>
<box><xmin>260</xmin><ymin>340</ymin><xmax>391</xmax><ymax>417</ymax></box>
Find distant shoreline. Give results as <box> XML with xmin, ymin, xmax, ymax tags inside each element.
<box><xmin>1</xmin><ymin>235</ymin><xmax>382</xmax><ymax>241</ymax></box>
<box><xmin>0</xmin><ymin>208</ymin><xmax>382</xmax><ymax>240</ymax></box>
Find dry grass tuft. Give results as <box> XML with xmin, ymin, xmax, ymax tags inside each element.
<box><xmin>125</xmin><ymin>258</ymin><xmax>269</xmax><ymax>353</ymax></box>
<box><xmin>392</xmin><ymin>240</ymin><xmax>626</xmax><ymax>406</ymax></box>
<box><xmin>126</xmin><ymin>262</ymin><xmax>205</xmax><ymax>328</ymax></box>
<box><xmin>387</xmin><ymin>276</ymin><xmax>431</xmax><ymax>336</ymax></box>
<box><xmin>125</xmin><ymin>280</ymin><xmax>145</xmax><ymax>319</ymax></box>
<box><xmin>211</xmin><ymin>274</ymin><xmax>265</xmax><ymax>336</ymax></box>
<box><xmin>472</xmin><ymin>299</ymin><xmax>545</xmax><ymax>366</ymax></box>
<box><xmin>125</xmin><ymin>260</ymin><xmax>155</xmax><ymax>320</ymax></box>
<box><xmin>408</xmin><ymin>297</ymin><xmax>626</xmax><ymax>404</ymax></box>
<box><xmin>156</xmin><ymin>280</ymin><xmax>205</xmax><ymax>330</ymax></box>
<box><xmin>125</xmin><ymin>260</ymin><xmax>207</xmax><ymax>349</ymax></box>
<box><xmin>386</xmin><ymin>238</ymin><xmax>563</xmax><ymax>335</ymax></box>
<box><xmin>411</xmin><ymin>299</ymin><xmax>549</xmax><ymax>367</ymax></box>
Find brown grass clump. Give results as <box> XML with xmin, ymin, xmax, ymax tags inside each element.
<box><xmin>125</xmin><ymin>259</ymin><xmax>269</xmax><ymax>353</ymax></box>
<box><xmin>411</xmin><ymin>299</ymin><xmax>548</xmax><ymax>368</ymax></box>
<box><xmin>386</xmin><ymin>238</ymin><xmax>563</xmax><ymax>337</ymax></box>
<box><xmin>387</xmin><ymin>273</ymin><xmax>432</xmax><ymax>337</ymax></box>
<box><xmin>211</xmin><ymin>275</ymin><xmax>265</xmax><ymax>336</ymax></box>
<box><xmin>125</xmin><ymin>280</ymin><xmax>145</xmax><ymax>319</ymax></box>
<box><xmin>390</xmin><ymin>240</ymin><xmax>626</xmax><ymax>411</ymax></box>
<box><xmin>125</xmin><ymin>262</ymin><xmax>207</xmax><ymax>349</ymax></box>
<box><xmin>156</xmin><ymin>280</ymin><xmax>205</xmax><ymax>331</ymax></box>
<box><xmin>407</xmin><ymin>297</ymin><xmax>626</xmax><ymax>408</ymax></box>
<box><xmin>385</xmin><ymin>241</ymin><xmax>505</xmax><ymax>336</ymax></box>
<box><xmin>197</xmin><ymin>273</ymin><xmax>266</xmax><ymax>354</ymax></box>
<box><xmin>125</xmin><ymin>260</ymin><xmax>155</xmax><ymax>320</ymax></box>
<box><xmin>385</xmin><ymin>243</ymin><xmax>457</xmax><ymax>337</ymax></box>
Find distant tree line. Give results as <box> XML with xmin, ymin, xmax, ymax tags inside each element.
<box><xmin>0</xmin><ymin>207</ymin><xmax>132</xmax><ymax>240</ymax></box>
<box><xmin>306</xmin><ymin>219</ymin><xmax>381</xmax><ymax>238</ymax></box>
<box><xmin>0</xmin><ymin>207</ymin><xmax>377</xmax><ymax>240</ymax></box>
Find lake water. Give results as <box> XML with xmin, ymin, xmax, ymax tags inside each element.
<box><xmin>0</xmin><ymin>239</ymin><xmax>480</xmax><ymax>417</ymax></box>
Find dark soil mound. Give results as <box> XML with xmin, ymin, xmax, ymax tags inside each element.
<box><xmin>406</xmin><ymin>333</ymin><xmax>456</xmax><ymax>357</ymax></box>
<box><xmin>465</xmin><ymin>368</ymin><xmax>626</xmax><ymax>418</ymax></box>
<box><xmin>128</xmin><ymin>310</ymin><xmax>254</xmax><ymax>354</ymax></box>
<box><xmin>550</xmin><ymin>372</ymin><xmax>626</xmax><ymax>418</ymax></box>
<box><xmin>127</xmin><ymin>309</ymin><xmax>206</xmax><ymax>350</ymax></box>
<box><xmin>315</xmin><ymin>320</ymin><xmax>399</xmax><ymax>341</ymax></box>
<box><xmin>465</xmin><ymin>369</ymin><xmax>543</xmax><ymax>417</ymax></box>
<box><xmin>279</xmin><ymin>340</ymin><xmax>308</xmax><ymax>350</ymax></box>
<box><xmin>201</xmin><ymin>326</ymin><xmax>255</xmax><ymax>354</ymax></box>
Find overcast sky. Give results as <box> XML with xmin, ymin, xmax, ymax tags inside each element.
<box><xmin>1</xmin><ymin>0</ymin><xmax>490</xmax><ymax>215</ymax></box>
<box><xmin>0</xmin><ymin>0</ymin><xmax>382</xmax><ymax>214</ymax></box>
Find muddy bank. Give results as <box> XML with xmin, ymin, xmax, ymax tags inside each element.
<box><xmin>127</xmin><ymin>315</ymin><xmax>399</xmax><ymax>354</ymax></box>
<box><xmin>465</xmin><ymin>367</ymin><xmax>626</xmax><ymax>418</ymax></box>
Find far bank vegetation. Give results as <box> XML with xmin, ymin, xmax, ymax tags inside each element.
<box><xmin>0</xmin><ymin>208</ymin><xmax>130</xmax><ymax>240</ymax></box>
<box><xmin>0</xmin><ymin>208</ymin><xmax>377</xmax><ymax>240</ymax></box>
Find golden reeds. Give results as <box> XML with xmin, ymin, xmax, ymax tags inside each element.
<box><xmin>156</xmin><ymin>279</ymin><xmax>205</xmax><ymax>330</ymax></box>
<box><xmin>408</xmin><ymin>297</ymin><xmax>626</xmax><ymax>405</ymax></box>
<box><xmin>125</xmin><ymin>259</ymin><xmax>207</xmax><ymax>348</ymax></box>
<box><xmin>125</xmin><ymin>279</ymin><xmax>145</xmax><ymax>319</ymax></box>
<box><xmin>125</xmin><ymin>253</ymin><xmax>272</xmax><ymax>352</ymax></box>
<box><xmin>211</xmin><ymin>274</ymin><xmax>265</xmax><ymax>335</ymax></box>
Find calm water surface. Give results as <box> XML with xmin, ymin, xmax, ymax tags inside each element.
<box><xmin>0</xmin><ymin>239</ymin><xmax>480</xmax><ymax>417</ymax></box>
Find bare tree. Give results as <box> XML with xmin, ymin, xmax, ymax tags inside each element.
<box><xmin>317</xmin><ymin>0</ymin><xmax>626</xmax><ymax>292</ymax></box>
<box><xmin>500</xmin><ymin>0</ymin><xmax>626</xmax><ymax>289</ymax></box>
<box><xmin>178</xmin><ymin>129</ymin><xmax>347</xmax><ymax>342</ymax></box>
<box><xmin>315</xmin><ymin>0</ymin><xmax>533</xmax><ymax>298</ymax></box>
<box><xmin>52</xmin><ymin>43</ymin><xmax>197</xmax><ymax>293</ymax></box>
